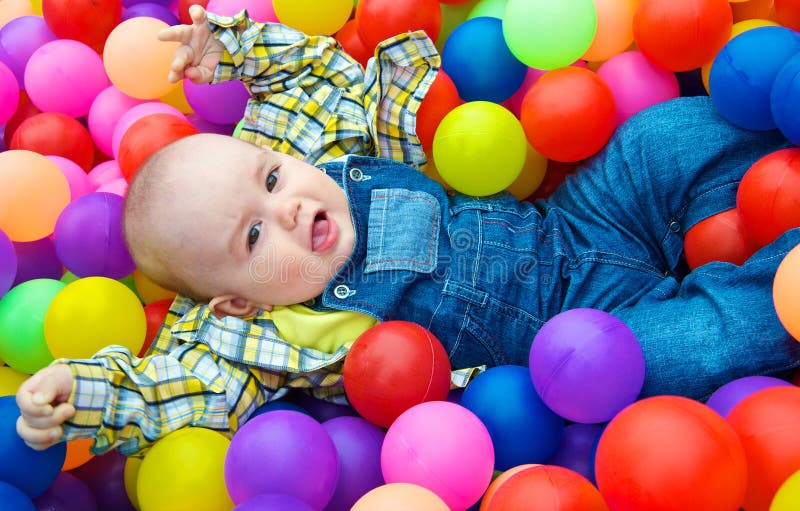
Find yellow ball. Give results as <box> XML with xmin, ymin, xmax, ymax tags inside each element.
<box><xmin>0</xmin><ymin>366</ymin><xmax>28</xmax><ymax>396</ymax></box>
<box><xmin>124</xmin><ymin>456</ymin><xmax>143</xmax><ymax>510</ymax></box>
<box><xmin>137</xmin><ymin>427</ymin><xmax>233</xmax><ymax>511</ymax></box>
<box><xmin>771</xmin><ymin>470</ymin><xmax>800</xmax><ymax>511</ymax></box>
<box><xmin>133</xmin><ymin>269</ymin><xmax>176</xmax><ymax>306</ymax></box>
<box><xmin>273</xmin><ymin>0</ymin><xmax>353</xmax><ymax>35</ymax></box>
<box><xmin>44</xmin><ymin>277</ymin><xmax>146</xmax><ymax>359</ymax></box>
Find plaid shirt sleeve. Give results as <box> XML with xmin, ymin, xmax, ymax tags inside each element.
<box><xmin>207</xmin><ymin>11</ymin><xmax>439</xmax><ymax>167</ymax></box>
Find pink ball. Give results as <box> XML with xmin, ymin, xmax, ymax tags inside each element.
<box><xmin>87</xmin><ymin>160</ymin><xmax>123</xmax><ymax>191</ymax></box>
<box><xmin>507</xmin><ymin>67</ymin><xmax>546</xmax><ymax>118</ymax></box>
<box><xmin>88</xmin><ymin>86</ymin><xmax>146</xmax><ymax>157</ymax></box>
<box><xmin>46</xmin><ymin>155</ymin><xmax>91</xmax><ymax>201</ymax></box>
<box><xmin>0</xmin><ymin>61</ymin><xmax>18</xmax><ymax>125</ymax></box>
<box><xmin>206</xmin><ymin>0</ymin><xmax>278</xmax><ymax>22</ymax></box>
<box><xmin>24</xmin><ymin>39</ymin><xmax>110</xmax><ymax>117</ymax></box>
<box><xmin>111</xmin><ymin>101</ymin><xmax>183</xmax><ymax>159</ymax></box>
<box><xmin>381</xmin><ymin>401</ymin><xmax>494</xmax><ymax>511</ymax></box>
<box><xmin>96</xmin><ymin>177</ymin><xmax>129</xmax><ymax>197</ymax></box>
<box><xmin>597</xmin><ymin>50</ymin><xmax>680</xmax><ymax>126</ymax></box>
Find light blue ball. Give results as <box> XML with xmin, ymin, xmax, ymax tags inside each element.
<box><xmin>771</xmin><ymin>51</ymin><xmax>800</xmax><ymax>145</ymax></box>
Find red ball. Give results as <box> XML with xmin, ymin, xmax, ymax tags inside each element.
<box><xmin>335</xmin><ymin>19</ymin><xmax>372</xmax><ymax>69</ymax></box>
<box><xmin>484</xmin><ymin>465</ymin><xmax>609</xmax><ymax>511</ymax></box>
<box><xmin>683</xmin><ymin>208</ymin><xmax>760</xmax><ymax>270</ymax></box>
<box><xmin>178</xmin><ymin>0</ymin><xmax>210</xmax><ymax>25</ymax></box>
<box><xmin>140</xmin><ymin>298</ymin><xmax>173</xmax><ymax>357</ymax></box>
<box><xmin>355</xmin><ymin>0</ymin><xmax>442</xmax><ymax>50</ymax></box>
<box><xmin>726</xmin><ymin>386</ymin><xmax>800</xmax><ymax>511</ymax></box>
<box><xmin>10</xmin><ymin>112</ymin><xmax>95</xmax><ymax>171</ymax></box>
<box><xmin>343</xmin><ymin>321</ymin><xmax>451</xmax><ymax>428</ymax></box>
<box><xmin>118</xmin><ymin>113</ymin><xmax>199</xmax><ymax>181</ymax></box>
<box><xmin>417</xmin><ymin>70</ymin><xmax>462</xmax><ymax>154</ymax></box>
<box><xmin>633</xmin><ymin>0</ymin><xmax>733</xmax><ymax>72</ymax></box>
<box><xmin>42</xmin><ymin>0</ymin><xmax>122</xmax><ymax>52</ymax></box>
<box><xmin>3</xmin><ymin>90</ymin><xmax>41</xmax><ymax>147</ymax></box>
<box><xmin>595</xmin><ymin>396</ymin><xmax>747</xmax><ymax>511</ymax></box>
<box><xmin>520</xmin><ymin>67</ymin><xmax>616</xmax><ymax>163</ymax></box>
<box><xmin>736</xmin><ymin>148</ymin><xmax>800</xmax><ymax>247</ymax></box>
<box><xmin>775</xmin><ymin>0</ymin><xmax>800</xmax><ymax>32</ymax></box>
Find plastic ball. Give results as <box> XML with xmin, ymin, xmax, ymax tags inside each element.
<box><xmin>0</xmin><ymin>15</ymin><xmax>57</xmax><ymax>88</ymax></box>
<box><xmin>416</xmin><ymin>70</ymin><xmax>462</xmax><ymax>154</ymax></box>
<box><xmin>727</xmin><ymin>386</ymin><xmax>800</xmax><ymax>511</ymax></box>
<box><xmin>183</xmin><ymin>80</ymin><xmax>250</xmax><ymax>125</ymax></box>
<box><xmin>775</xmin><ymin>0</ymin><xmax>800</xmax><ymax>31</ymax></box>
<box><xmin>123</xmin><ymin>456</ymin><xmax>141</xmax><ymax>510</ymax></box>
<box><xmin>381</xmin><ymin>401</ymin><xmax>494</xmax><ymax>510</ymax></box>
<box><xmin>710</xmin><ymin>26</ymin><xmax>800</xmax><ymax>130</ymax></box>
<box><xmin>706</xmin><ymin>375</ymin><xmax>792</xmax><ymax>418</ymax></box>
<box><xmin>505</xmin><ymin>144</ymin><xmax>548</xmax><ymax>200</ymax></box>
<box><xmin>224</xmin><ymin>410</ymin><xmax>339</xmax><ymax>508</ymax></box>
<box><xmin>436</xmin><ymin>0</ymin><xmax>475</xmax><ymax>51</ymax></box>
<box><xmin>62</xmin><ymin>437</ymin><xmax>95</xmax><ymax>471</ymax></box>
<box><xmin>54</xmin><ymin>192</ymin><xmax>136</xmax><ymax>279</ymax></box>
<box><xmin>96</xmin><ymin>178</ymin><xmax>129</xmax><ymax>197</ymax></box>
<box><xmin>529</xmin><ymin>308</ymin><xmax>645</xmax><ymax>424</ymax></box>
<box><xmin>507</xmin><ymin>67</ymin><xmax>546</xmax><ymax>118</ymax></box>
<box><xmin>343</xmin><ymin>321</ymin><xmax>451</xmax><ymax>428</ymax></box>
<box><xmin>0</xmin><ymin>278</ymin><xmax>62</xmax><ymax>374</ymax></box>
<box><xmin>0</xmin><ymin>365</ymin><xmax>28</xmax><ymax>396</ymax></box>
<box><xmin>11</xmin><ymin>237</ymin><xmax>62</xmax><ymax>286</ymax></box>
<box><xmin>42</xmin><ymin>0</ymin><xmax>122</xmax><ymax>51</ymax></box>
<box><xmin>482</xmin><ymin>465</ymin><xmax>609</xmax><ymax>511</ymax></box>
<box><xmin>322</xmin><ymin>416</ymin><xmax>386</xmax><ymax>511</ymax></box>
<box><xmin>633</xmin><ymin>0</ymin><xmax>733</xmax><ymax>72</ymax></box>
<box><xmin>432</xmin><ymin>101</ymin><xmax>526</xmax><ymax>196</ymax></box>
<box><xmin>582</xmin><ymin>0</ymin><xmax>636</xmax><ymax>62</ymax></box>
<box><xmin>503</xmin><ymin>0</ymin><xmax>597</xmax><ymax>70</ymax></box>
<box><xmin>0</xmin><ymin>61</ymin><xmax>18</xmax><ymax>125</ymax></box>
<box><xmin>352</xmin><ymin>483</ymin><xmax>450</xmax><ymax>511</ymax></box>
<box><xmin>133</xmin><ymin>269</ymin><xmax>176</xmax><ymax>305</ymax></box>
<box><xmin>546</xmin><ymin>423</ymin><xmax>604</xmax><ymax>483</ymax></box>
<box><xmin>479</xmin><ymin>464</ymin><xmax>537</xmax><ymax>509</ymax></box>
<box><xmin>46</xmin><ymin>156</ymin><xmax>90</xmax><ymax>202</ymax></box>
<box><xmin>736</xmin><ymin>148</ymin><xmax>800</xmax><ymax>247</ymax></box>
<box><xmin>186</xmin><ymin>113</ymin><xmax>236</xmax><ymax>136</ymax></box>
<box><xmin>111</xmin><ymin>102</ymin><xmax>184</xmax><ymax>159</ymax></box>
<box><xmin>122</xmin><ymin>2</ymin><xmax>179</xmax><ymax>25</ymax></box>
<box><xmin>291</xmin><ymin>391</ymin><xmax>359</xmax><ymax>423</ymax></box>
<box><xmin>249</xmin><ymin>399</ymin><xmax>310</xmax><ymax>419</ymax></box>
<box><xmin>0</xmin><ymin>229</ymin><xmax>15</xmax><ymax>298</ymax></box>
<box><xmin>461</xmin><ymin>365</ymin><xmax>564</xmax><ymax>470</ymax></box>
<box><xmin>771</xmin><ymin>51</ymin><xmax>800</xmax><ymax>145</ymax></box>
<box><xmin>177</xmin><ymin>0</ymin><xmax>209</xmax><ymax>24</ymax></box>
<box><xmin>206</xmin><ymin>0</ymin><xmax>277</xmax><ymax>22</ymax></box>
<box><xmin>0</xmin><ymin>481</ymin><xmax>35</xmax><ymax>511</ymax></box>
<box><xmin>273</xmin><ymin>0</ymin><xmax>351</xmax><ymax>34</ymax></box>
<box><xmin>32</xmin><ymin>472</ymin><xmax>97</xmax><ymax>511</ymax></box>
<box><xmin>44</xmin><ymin>276</ymin><xmax>146</xmax><ymax>359</ymax></box>
<box><xmin>596</xmin><ymin>51</ymin><xmax>680</xmax><ymax>126</ymax></box>
<box><xmin>137</xmin><ymin>428</ymin><xmax>232</xmax><ymax>511</ymax></box>
<box><xmin>88</xmin><ymin>86</ymin><xmax>146</xmax><ymax>157</ymax></box>
<box><xmin>468</xmin><ymin>0</ymin><xmax>505</xmax><ymax>19</ymax></box>
<box><xmin>0</xmin><ymin>149</ymin><xmax>70</xmax><ymax>242</ymax></box>
<box><xmin>683</xmin><ymin>208</ymin><xmax>760</xmax><ymax>269</ymax></box>
<box><xmin>0</xmin><ymin>395</ymin><xmax>66</xmax><ymax>498</ymax></box>
<box><xmin>3</xmin><ymin>90</ymin><xmax>41</xmax><ymax>144</ymax></box>
<box><xmin>0</xmin><ymin>0</ymin><xmax>34</xmax><ymax>29</ymax></box>
<box><xmin>596</xmin><ymin>396</ymin><xmax>747</xmax><ymax>511</ymax></box>
<box><xmin>335</xmin><ymin>19</ymin><xmax>372</xmax><ymax>69</ymax></box>
<box><xmin>441</xmin><ymin>16</ymin><xmax>526</xmax><ymax>103</ymax></box>
<box><xmin>356</xmin><ymin>0</ymin><xmax>441</xmax><ymax>50</ymax></box>
<box><xmin>159</xmin><ymin>79</ymin><xmax>193</xmax><ymax>114</ymax></box>
<box><xmin>71</xmin><ymin>451</ymin><xmax>136</xmax><ymax>511</ymax></box>
<box><xmin>520</xmin><ymin>67</ymin><xmax>616</xmax><ymax>162</ymax></box>
<box><xmin>774</xmin><ymin>243</ymin><xmax>800</xmax><ymax>340</ymax></box>
<box><xmin>118</xmin><ymin>113</ymin><xmax>199</xmax><ymax>180</ymax></box>
<box><xmin>88</xmin><ymin>160</ymin><xmax>124</xmax><ymax>191</ymax></box>
<box><xmin>10</xmin><ymin>112</ymin><xmax>95</xmax><ymax>171</ymax></box>
<box><xmin>103</xmin><ymin>17</ymin><xmax>180</xmax><ymax>99</ymax></box>
<box><xmin>140</xmin><ymin>298</ymin><xmax>172</xmax><ymax>356</ymax></box>
<box><xmin>731</xmin><ymin>0</ymin><xmax>774</xmax><ymax>22</ymax></box>
<box><xmin>772</xmin><ymin>470</ymin><xmax>800</xmax><ymax>511</ymax></box>
<box><xmin>233</xmin><ymin>494</ymin><xmax>315</xmax><ymax>511</ymax></box>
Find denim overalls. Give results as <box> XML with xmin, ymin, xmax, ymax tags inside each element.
<box><xmin>316</xmin><ymin>97</ymin><xmax>800</xmax><ymax>400</ymax></box>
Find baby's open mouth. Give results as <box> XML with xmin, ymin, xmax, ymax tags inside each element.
<box><xmin>311</xmin><ymin>211</ymin><xmax>336</xmax><ymax>252</ymax></box>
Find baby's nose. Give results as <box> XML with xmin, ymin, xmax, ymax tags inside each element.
<box><xmin>276</xmin><ymin>198</ymin><xmax>300</xmax><ymax>229</ymax></box>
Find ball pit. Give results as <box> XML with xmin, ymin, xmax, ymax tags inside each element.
<box><xmin>273</xmin><ymin>0</ymin><xmax>351</xmax><ymax>35</ymax></box>
<box><xmin>32</xmin><ymin>472</ymin><xmax>97</xmax><ymax>511</ymax></box>
<box><xmin>10</xmin><ymin>112</ymin><xmax>95</xmax><ymax>171</ymax></box>
<box><xmin>0</xmin><ymin>228</ymin><xmax>15</xmax><ymax>298</ymax></box>
<box><xmin>71</xmin><ymin>451</ymin><xmax>135</xmax><ymax>511</ymax></box>
<box><xmin>482</xmin><ymin>465</ymin><xmax>609</xmax><ymax>511</ymax></box>
<box><xmin>11</xmin><ymin>236</ymin><xmax>62</xmax><ymax>285</ymax></box>
<box><xmin>0</xmin><ymin>61</ymin><xmax>18</xmax><ymax>126</ymax></box>
<box><xmin>88</xmin><ymin>86</ymin><xmax>146</xmax><ymax>157</ymax></box>
<box><xmin>0</xmin><ymin>15</ymin><xmax>57</xmax><ymax>87</ymax></box>
<box><xmin>356</xmin><ymin>0</ymin><xmax>441</xmax><ymax>49</ymax></box>
<box><xmin>352</xmin><ymin>483</ymin><xmax>450</xmax><ymax>511</ymax></box>
<box><xmin>42</xmin><ymin>0</ymin><xmax>121</xmax><ymax>51</ymax></box>
<box><xmin>771</xmin><ymin>51</ymin><xmax>800</xmax><ymax>145</ymax></box>
<box><xmin>683</xmin><ymin>208</ymin><xmax>760</xmax><ymax>269</ymax></box>
<box><xmin>117</xmin><ymin>112</ymin><xmax>198</xmax><ymax>180</ymax></box>
<box><xmin>705</xmin><ymin>375</ymin><xmax>793</xmax><ymax>418</ymax></box>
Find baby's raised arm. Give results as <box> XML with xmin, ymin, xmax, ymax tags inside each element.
<box><xmin>158</xmin><ymin>5</ymin><xmax>224</xmax><ymax>84</ymax></box>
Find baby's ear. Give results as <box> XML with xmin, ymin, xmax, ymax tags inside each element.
<box><xmin>208</xmin><ymin>295</ymin><xmax>272</xmax><ymax>318</ymax></box>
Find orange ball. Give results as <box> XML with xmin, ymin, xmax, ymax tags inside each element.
<box><xmin>483</xmin><ymin>465</ymin><xmax>608</xmax><ymax>511</ymax></box>
<box><xmin>582</xmin><ymin>0</ymin><xmax>637</xmax><ymax>62</ymax></box>
<box><xmin>118</xmin><ymin>113</ymin><xmax>198</xmax><ymax>181</ymax></box>
<box><xmin>773</xmin><ymin>243</ymin><xmax>800</xmax><ymax>341</ymax></box>
<box><xmin>683</xmin><ymin>209</ymin><xmax>760</xmax><ymax>270</ymax></box>
<box><xmin>140</xmin><ymin>298</ymin><xmax>173</xmax><ymax>357</ymax></box>
<box><xmin>62</xmin><ymin>438</ymin><xmax>94</xmax><ymax>471</ymax></box>
<box><xmin>775</xmin><ymin>0</ymin><xmax>800</xmax><ymax>31</ymax></box>
<box><xmin>0</xmin><ymin>0</ymin><xmax>34</xmax><ymax>29</ymax></box>
<box><xmin>133</xmin><ymin>268</ymin><xmax>176</xmax><ymax>306</ymax></box>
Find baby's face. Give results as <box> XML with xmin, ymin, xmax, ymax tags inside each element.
<box><xmin>169</xmin><ymin>136</ymin><xmax>355</xmax><ymax>307</ymax></box>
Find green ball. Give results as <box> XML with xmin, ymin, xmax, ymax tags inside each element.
<box><xmin>503</xmin><ymin>0</ymin><xmax>597</xmax><ymax>70</ymax></box>
<box><xmin>432</xmin><ymin>101</ymin><xmax>527</xmax><ymax>196</ymax></box>
<box><xmin>60</xmin><ymin>271</ymin><xmax>78</xmax><ymax>285</ymax></box>
<box><xmin>232</xmin><ymin>118</ymin><xmax>246</xmax><ymax>139</ymax></box>
<box><xmin>0</xmin><ymin>279</ymin><xmax>64</xmax><ymax>374</ymax></box>
<box><xmin>468</xmin><ymin>0</ymin><xmax>505</xmax><ymax>20</ymax></box>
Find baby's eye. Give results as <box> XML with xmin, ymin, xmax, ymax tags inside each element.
<box><xmin>266</xmin><ymin>169</ymin><xmax>279</xmax><ymax>192</ymax></box>
<box><xmin>248</xmin><ymin>223</ymin><xmax>261</xmax><ymax>249</ymax></box>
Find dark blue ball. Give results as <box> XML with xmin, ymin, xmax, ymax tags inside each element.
<box><xmin>771</xmin><ymin>51</ymin><xmax>800</xmax><ymax>145</ymax></box>
<box><xmin>0</xmin><ymin>481</ymin><xmax>35</xmax><ymax>511</ymax></box>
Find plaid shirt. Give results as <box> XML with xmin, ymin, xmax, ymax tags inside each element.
<box><xmin>61</xmin><ymin>13</ymin><xmax>477</xmax><ymax>456</ymax></box>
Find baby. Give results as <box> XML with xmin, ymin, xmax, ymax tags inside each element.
<box><xmin>16</xmin><ymin>6</ymin><xmax>800</xmax><ymax>455</ymax></box>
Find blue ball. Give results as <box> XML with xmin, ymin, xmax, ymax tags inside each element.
<box><xmin>249</xmin><ymin>399</ymin><xmax>310</xmax><ymax>420</ymax></box>
<box><xmin>709</xmin><ymin>26</ymin><xmax>800</xmax><ymax>130</ymax></box>
<box><xmin>0</xmin><ymin>396</ymin><xmax>66</xmax><ymax>498</ymax></box>
<box><xmin>442</xmin><ymin>16</ymin><xmax>527</xmax><ymax>103</ymax></box>
<box><xmin>461</xmin><ymin>365</ymin><xmax>564</xmax><ymax>471</ymax></box>
<box><xmin>771</xmin><ymin>51</ymin><xmax>800</xmax><ymax>145</ymax></box>
<box><xmin>0</xmin><ymin>481</ymin><xmax>35</xmax><ymax>511</ymax></box>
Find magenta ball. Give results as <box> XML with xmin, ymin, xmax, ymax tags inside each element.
<box><xmin>0</xmin><ymin>61</ymin><xmax>19</xmax><ymax>126</ymax></box>
<box><xmin>111</xmin><ymin>102</ymin><xmax>184</xmax><ymax>158</ymax></box>
<box><xmin>53</xmin><ymin>192</ymin><xmax>135</xmax><ymax>279</ymax></box>
<box><xmin>597</xmin><ymin>51</ymin><xmax>680</xmax><ymax>126</ymax></box>
<box><xmin>233</xmin><ymin>494</ymin><xmax>316</xmax><ymax>511</ymax></box>
<box><xmin>322</xmin><ymin>416</ymin><xmax>386</xmax><ymax>511</ymax></box>
<box><xmin>529</xmin><ymin>308</ymin><xmax>645</xmax><ymax>424</ymax></box>
<box><xmin>24</xmin><ymin>39</ymin><xmax>110</xmax><ymax>118</ymax></box>
<box><xmin>381</xmin><ymin>401</ymin><xmax>494</xmax><ymax>511</ymax></box>
<box><xmin>96</xmin><ymin>178</ymin><xmax>129</xmax><ymax>197</ymax></box>
<box><xmin>88</xmin><ymin>86</ymin><xmax>145</xmax><ymax>157</ymax></box>
<box><xmin>705</xmin><ymin>375</ymin><xmax>793</xmax><ymax>418</ymax></box>
<box><xmin>88</xmin><ymin>160</ymin><xmax>123</xmax><ymax>191</ymax></box>
<box><xmin>0</xmin><ymin>229</ymin><xmax>16</xmax><ymax>299</ymax></box>
<box><xmin>122</xmin><ymin>3</ymin><xmax>179</xmax><ymax>24</ymax></box>
<box><xmin>33</xmin><ymin>472</ymin><xmax>98</xmax><ymax>511</ymax></box>
<box><xmin>206</xmin><ymin>0</ymin><xmax>278</xmax><ymax>22</ymax></box>
<box><xmin>47</xmin><ymin>155</ymin><xmax>92</xmax><ymax>201</ymax></box>
<box><xmin>224</xmin><ymin>410</ymin><xmax>339</xmax><ymax>508</ymax></box>
<box><xmin>183</xmin><ymin>79</ymin><xmax>251</xmax><ymax>125</ymax></box>
<box><xmin>0</xmin><ymin>15</ymin><xmax>58</xmax><ymax>88</ymax></box>
<box><xmin>12</xmin><ymin>237</ymin><xmax>62</xmax><ymax>286</ymax></box>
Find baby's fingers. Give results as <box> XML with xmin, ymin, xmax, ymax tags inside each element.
<box><xmin>158</xmin><ymin>24</ymin><xmax>193</xmax><ymax>44</ymax></box>
<box><xmin>16</xmin><ymin>416</ymin><xmax>62</xmax><ymax>451</ymax></box>
<box><xmin>20</xmin><ymin>402</ymin><xmax>75</xmax><ymax>429</ymax></box>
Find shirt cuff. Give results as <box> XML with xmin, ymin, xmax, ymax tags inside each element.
<box><xmin>374</xmin><ymin>30</ymin><xmax>441</xmax><ymax>69</ymax></box>
<box><xmin>59</xmin><ymin>359</ymin><xmax>110</xmax><ymax>442</ymax></box>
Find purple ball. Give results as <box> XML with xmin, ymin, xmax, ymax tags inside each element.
<box><xmin>122</xmin><ymin>3</ymin><xmax>179</xmax><ymax>25</ymax></box>
<box><xmin>0</xmin><ymin>229</ymin><xmax>17</xmax><ymax>298</ymax></box>
<box><xmin>545</xmin><ymin>423</ymin><xmax>603</xmax><ymax>483</ymax></box>
<box><xmin>233</xmin><ymin>494</ymin><xmax>316</xmax><ymax>511</ymax></box>
<box><xmin>322</xmin><ymin>416</ymin><xmax>385</xmax><ymax>511</ymax></box>
<box><xmin>705</xmin><ymin>375</ymin><xmax>793</xmax><ymax>418</ymax></box>
<box><xmin>12</xmin><ymin>237</ymin><xmax>62</xmax><ymax>286</ymax></box>
<box><xmin>183</xmin><ymin>79</ymin><xmax>250</xmax><ymax>125</ymax></box>
<box><xmin>0</xmin><ymin>16</ymin><xmax>58</xmax><ymax>88</ymax></box>
<box><xmin>33</xmin><ymin>473</ymin><xmax>98</xmax><ymax>511</ymax></box>
<box><xmin>291</xmin><ymin>392</ymin><xmax>358</xmax><ymax>423</ymax></box>
<box><xmin>69</xmin><ymin>451</ymin><xmax>136</xmax><ymax>511</ymax></box>
<box><xmin>123</xmin><ymin>0</ymin><xmax>172</xmax><ymax>6</ymax></box>
<box><xmin>529</xmin><ymin>308</ymin><xmax>645</xmax><ymax>424</ymax></box>
<box><xmin>186</xmin><ymin>113</ymin><xmax>236</xmax><ymax>136</ymax></box>
<box><xmin>53</xmin><ymin>192</ymin><xmax>135</xmax><ymax>280</ymax></box>
<box><xmin>225</xmin><ymin>410</ymin><xmax>339</xmax><ymax>509</ymax></box>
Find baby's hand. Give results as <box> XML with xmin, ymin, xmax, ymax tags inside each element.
<box><xmin>16</xmin><ymin>365</ymin><xmax>75</xmax><ymax>451</ymax></box>
<box><xmin>157</xmin><ymin>4</ymin><xmax>225</xmax><ymax>84</ymax></box>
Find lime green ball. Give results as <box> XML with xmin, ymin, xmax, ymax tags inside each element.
<box><xmin>432</xmin><ymin>101</ymin><xmax>527</xmax><ymax>196</ymax></box>
<box><xmin>0</xmin><ymin>279</ymin><xmax>64</xmax><ymax>374</ymax></box>
<box><xmin>468</xmin><ymin>0</ymin><xmax>505</xmax><ymax>20</ymax></box>
<box><xmin>232</xmin><ymin>118</ymin><xmax>246</xmax><ymax>139</ymax></box>
<box><xmin>503</xmin><ymin>0</ymin><xmax>597</xmax><ymax>70</ymax></box>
